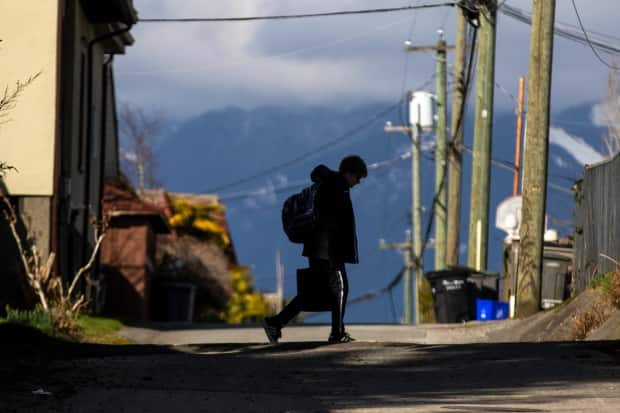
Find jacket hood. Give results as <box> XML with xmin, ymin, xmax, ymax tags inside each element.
<box><xmin>310</xmin><ymin>164</ymin><xmax>336</xmax><ymax>183</ymax></box>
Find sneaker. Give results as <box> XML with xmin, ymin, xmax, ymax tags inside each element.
<box><xmin>262</xmin><ymin>317</ymin><xmax>281</xmax><ymax>344</ymax></box>
<box><xmin>328</xmin><ymin>331</ymin><xmax>355</xmax><ymax>344</ymax></box>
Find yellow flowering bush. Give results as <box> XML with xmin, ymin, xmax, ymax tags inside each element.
<box><xmin>168</xmin><ymin>195</ymin><xmax>230</xmax><ymax>247</ymax></box>
<box><xmin>220</xmin><ymin>266</ymin><xmax>271</xmax><ymax>324</ymax></box>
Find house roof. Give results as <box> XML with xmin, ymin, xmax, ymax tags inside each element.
<box><xmin>81</xmin><ymin>0</ymin><xmax>138</xmax><ymax>26</ymax></box>
<box><xmin>103</xmin><ymin>182</ymin><xmax>170</xmax><ymax>233</ymax></box>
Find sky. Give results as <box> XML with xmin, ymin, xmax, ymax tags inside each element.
<box><xmin>111</xmin><ymin>1</ymin><xmax>618</xmax><ymax>322</ymax></box>
<box><xmin>114</xmin><ymin>0</ymin><xmax>620</xmax><ymax>119</ymax></box>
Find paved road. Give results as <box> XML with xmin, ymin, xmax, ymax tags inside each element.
<box><xmin>119</xmin><ymin>322</ymin><xmax>510</xmax><ymax>345</ymax></box>
<box><xmin>2</xmin><ymin>324</ymin><xmax>620</xmax><ymax>412</ymax></box>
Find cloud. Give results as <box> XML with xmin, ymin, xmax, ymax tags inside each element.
<box><xmin>241</xmin><ymin>179</ymin><xmax>281</xmax><ymax>209</ymax></box>
<box><xmin>116</xmin><ymin>0</ymin><xmax>619</xmax><ymax>118</ymax></box>
<box><xmin>591</xmin><ymin>101</ymin><xmax>620</xmax><ymax>129</ymax></box>
<box><xmin>591</xmin><ymin>103</ymin><xmax>607</xmax><ymax>127</ymax></box>
<box><xmin>552</xmin><ymin>155</ymin><xmax>569</xmax><ymax>169</ymax></box>
<box><xmin>549</xmin><ymin>127</ymin><xmax>605</xmax><ymax>166</ymax></box>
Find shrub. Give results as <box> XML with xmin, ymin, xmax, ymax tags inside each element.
<box><xmin>610</xmin><ymin>272</ymin><xmax>620</xmax><ymax>308</ymax></box>
<box><xmin>591</xmin><ymin>271</ymin><xmax>620</xmax><ymax>308</ymax></box>
<box><xmin>571</xmin><ymin>296</ymin><xmax>615</xmax><ymax>340</ymax></box>
<box><xmin>219</xmin><ymin>266</ymin><xmax>271</xmax><ymax>324</ymax></box>
<box><xmin>168</xmin><ymin>195</ymin><xmax>230</xmax><ymax>247</ymax></box>
<box><xmin>590</xmin><ymin>271</ymin><xmax>615</xmax><ymax>292</ymax></box>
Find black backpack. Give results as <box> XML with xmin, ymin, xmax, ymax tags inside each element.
<box><xmin>281</xmin><ymin>183</ymin><xmax>320</xmax><ymax>243</ymax></box>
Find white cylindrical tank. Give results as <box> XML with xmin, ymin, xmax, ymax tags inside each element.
<box><xmin>409</xmin><ymin>91</ymin><xmax>435</xmax><ymax>130</ymax></box>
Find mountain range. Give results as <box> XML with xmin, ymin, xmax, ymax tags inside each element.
<box><xmin>148</xmin><ymin>101</ymin><xmax>608</xmax><ymax>323</ymax></box>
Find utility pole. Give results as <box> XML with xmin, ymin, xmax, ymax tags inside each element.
<box><xmin>384</xmin><ymin>117</ymin><xmax>420</xmax><ymax>324</ymax></box>
<box><xmin>380</xmin><ymin>232</ymin><xmax>415</xmax><ymax>324</ymax></box>
<box><xmin>467</xmin><ymin>0</ymin><xmax>497</xmax><ymax>271</ymax></box>
<box><xmin>512</xmin><ymin>76</ymin><xmax>526</xmax><ymax>197</ymax></box>
<box><xmin>446</xmin><ymin>6</ymin><xmax>468</xmax><ymax>267</ymax></box>
<box><xmin>404</xmin><ymin>35</ymin><xmax>454</xmax><ymax>272</ymax></box>
<box><xmin>435</xmin><ymin>33</ymin><xmax>448</xmax><ymax>270</ymax></box>
<box><xmin>516</xmin><ymin>0</ymin><xmax>556</xmax><ymax>318</ymax></box>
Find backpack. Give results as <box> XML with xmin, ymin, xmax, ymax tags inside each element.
<box><xmin>281</xmin><ymin>183</ymin><xmax>320</xmax><ymax>243</ymax></box>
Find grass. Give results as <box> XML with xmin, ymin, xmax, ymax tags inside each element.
<box><xmin>570</xmin><ymin>272</ymin><xmax>620</xmax><ymax>340</ymax></box>
<box><xmin>591</xmin><ymin>271</ymin><xmax>620</xmax><ymax>308</ymax></box>
<box><xmin>77</xmin><ymin>315</ymin><xmax>130</xmax><ymax>344</ymax></box>
<box><xmin>1</xmin><ymin>306</ymin><xmax>129</xmax><ymax>345</ymax></box>
<box><xmin>1</xmin><ymin>306</ymin><xmax>60</xmax><ymax>337</ymax></box>
<box><xmin>591</xmin><ymin>271</ymin><xmax>616</xmax><ymax>293</ymax></box>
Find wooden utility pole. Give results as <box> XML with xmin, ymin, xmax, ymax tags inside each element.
<box><xmin>512</xmin><ymin>76</ymin><xmax>526</xmax><ymax>197</ymax></box>
<box><xmin>467</xmin><ymin>0</ymin><xmax>497</xmax><ymax>271</ymax></box>
<box><xmin>516</xmin><ymin>0</ymin><xmax>556</xmax><ymax>317</ymax></box>
<box><xmin>446</xmin><ymin>7</ymin><xmax>468</xmax><ymax>267</ymax></box>
<box><xmin>380</xmin><ymin>232</ymin><xmax>415</xmax><ymax>324</ymax></box>
<box><xmin>411</xmin><ymin>120</ymin><xmax>423</xmax><ymax>314</ymax></box>
<box><xmin>404</xmin><ymin>36</ymin><xmax>454</xmax><ymax>272</ymax></box>
<box><xmin>384</xmin><ymin>118</ymin><xmax>421</xmax><ymax>324</ymax></box>
<box><xmin>435</xmin><ymin>34</ymin><xmax>448</xmax><ymax>270</ymax></box>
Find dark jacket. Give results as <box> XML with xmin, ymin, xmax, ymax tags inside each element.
<box><xmin>302</xmin><ymin>164</ymin><xmax>359</xmax><ymax>264</ymax></box>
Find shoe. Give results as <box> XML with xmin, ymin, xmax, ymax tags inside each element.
<box><xmin>262</xmin><ymin>317</ymin><xmax>281</xmax><ymax>344</ymax></box>
<box><xmin>328</xmin><ymin>331</ymin><xmax>355</xmax><ymax>344</ymax></box>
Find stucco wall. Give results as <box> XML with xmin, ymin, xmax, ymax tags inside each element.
<box><xmin>0</xmin><ymin>1</ymin><xmax>60</xmax><ymax>196</ymax></box>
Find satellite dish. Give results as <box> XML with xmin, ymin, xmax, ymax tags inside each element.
<box><xmin>495</xmin><ymin>196</ymin><xmax>522</xmax><ymax>240</ymax></box>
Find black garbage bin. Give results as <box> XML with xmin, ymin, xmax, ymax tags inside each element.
<box><xmin>426</xmin><ymin>269</ymin><xmax>471</xmax><ymax>323</ymax></box>
<box><xmin>426</xmin><ymin>268</ymin><xmax>500</xmax><ymax>323</ymax></box>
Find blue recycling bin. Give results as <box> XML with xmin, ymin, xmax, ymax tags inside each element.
<box><xmin>476</xmin><ymin>299</ymin><xmax>509</xmax><ymax>321</ymax></box>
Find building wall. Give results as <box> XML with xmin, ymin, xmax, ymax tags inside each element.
<box><xmin>56</xmin><ymin>2</ymin><xmax>131</xmax><ymax>280</ymax></box>
<box><xmin>0</xmin><ymin>1</ymin><xmax>60</xmax><ymax>196</ymax></box>
<box><xmin>100</xmin><ymin>217</ymin><xmax>151</xmax><ymax>319</ymax></box>
<box><xmin>1</xmin><ymin>1</ymin><xmax>135</xmax><ymax>311</ymax></box>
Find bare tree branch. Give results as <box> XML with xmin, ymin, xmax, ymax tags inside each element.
<box><xmin>119</xmin><ymin>102</ymin><xmax>163</xmax><ymax>191</ymax></box>
<box><xmin>67</xmin><ymin>227</ymin><xmax>107</xmax><ymax>298</ymax></box>
<box><xmin>1</xmin><ymin>193</ymin><xmax>49</xmax><ymax>310</ymax></box>
<box><xmin>0</xmin><ymin>72</ymin><xmax>42</xmax><ymax>125</ymax></box>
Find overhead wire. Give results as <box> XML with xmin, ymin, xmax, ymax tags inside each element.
<box><xmin>119</xmin><ymin>14</ymin><xmax>419</xmax><ymax>77</ymax></box>
<box><xmin>398</xmin><ymin>1</ymin><xmax>422</xmax><ymax>127</ymax></box>
<box><xmin>348</xmin><ymin>267</ymin><xmax>406</xmax><ymax>305</ymax></box>
<box><xmin>303</xmin><ymin>267</ymin><xmax>405</xmax><ymax>320</ymax></box>
<box><xmin>204</xmin><ymin>99</ymin><xmax>403</xmax><ymax>194</ymax></box>
<box><xmin>569</xmin><ymin>0</ymin><xmax>617</xmax><ymax>69</ymax></box>
<box><xmin>138</xmin><ymin>2</ymin><xmax>458</xmax><ymax>23</ymax></box>
<box><xmin>410</xmin><ymin>12</ymin><xmax>480</xmax><ymax>270</ymax></box>
<box><xmin>499</xmin><ymin>3</ymin><xmax>620</xmax><ymax>56</ymax></box>
<box><xmin>219</xmin><ymin>149</ymin><xmax>414</xmax><ymax>202</ymax></box>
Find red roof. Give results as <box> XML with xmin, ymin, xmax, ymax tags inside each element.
<box><xmin>103</xmin><ymin>182</ymin><xmax>170</xmax><ymax>233</ymax></box>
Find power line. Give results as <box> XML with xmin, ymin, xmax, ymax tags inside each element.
<box><xmin>459</xmin><ymin>144</ymin><xmax>574</xmax><ymax>196</ymax></box>
<box><xmin>303</xmin><ymin>266</ymin><xmax>405</xmax><ymax>321</ymax></box>
<box><xmin>219</xmin><ymin>150</ymin><xmax>413</xmax><ymax>202</ymax></box>
<box><xmin>138</xmin><ymin>2</ymin><xmax>458</xmax><ymax>23</ymax></box>
<box><xmin>398</xmin><ymin>1</ymin><xmax>422</xmax><ymax>126</ymax></box>
<box><xmin>570</xmin><ymin>0</ymin><xmax>617</xmax><ymax>70</ymax></box>
<box><xmin>348</xmin><ymin>267</ymin><xmax>405</xmax><ymax>305</ymax></box>
<box><xmin>499</xmin><ymin>3</ymin><xmax>620</xmax><ymax>56</ymax></box>
<box><xmin>204</xmin><ymin>100</ymin><xmax>403</xmax><ymax>194</ymax></box>
<box><xmin>119</xmin><ymin>14</ymin><xmax>417</xmax><ymax>77</ymax></box>
<box><xmin>411</xmin><ymin>19</ymin><xmax>479</xmax><ymax>271</ymax></box>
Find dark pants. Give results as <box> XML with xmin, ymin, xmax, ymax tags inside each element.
<box><xmin>272</xmin><ymin>258</ymin><xmax>348</xmax><ymax>336</ymax></box>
